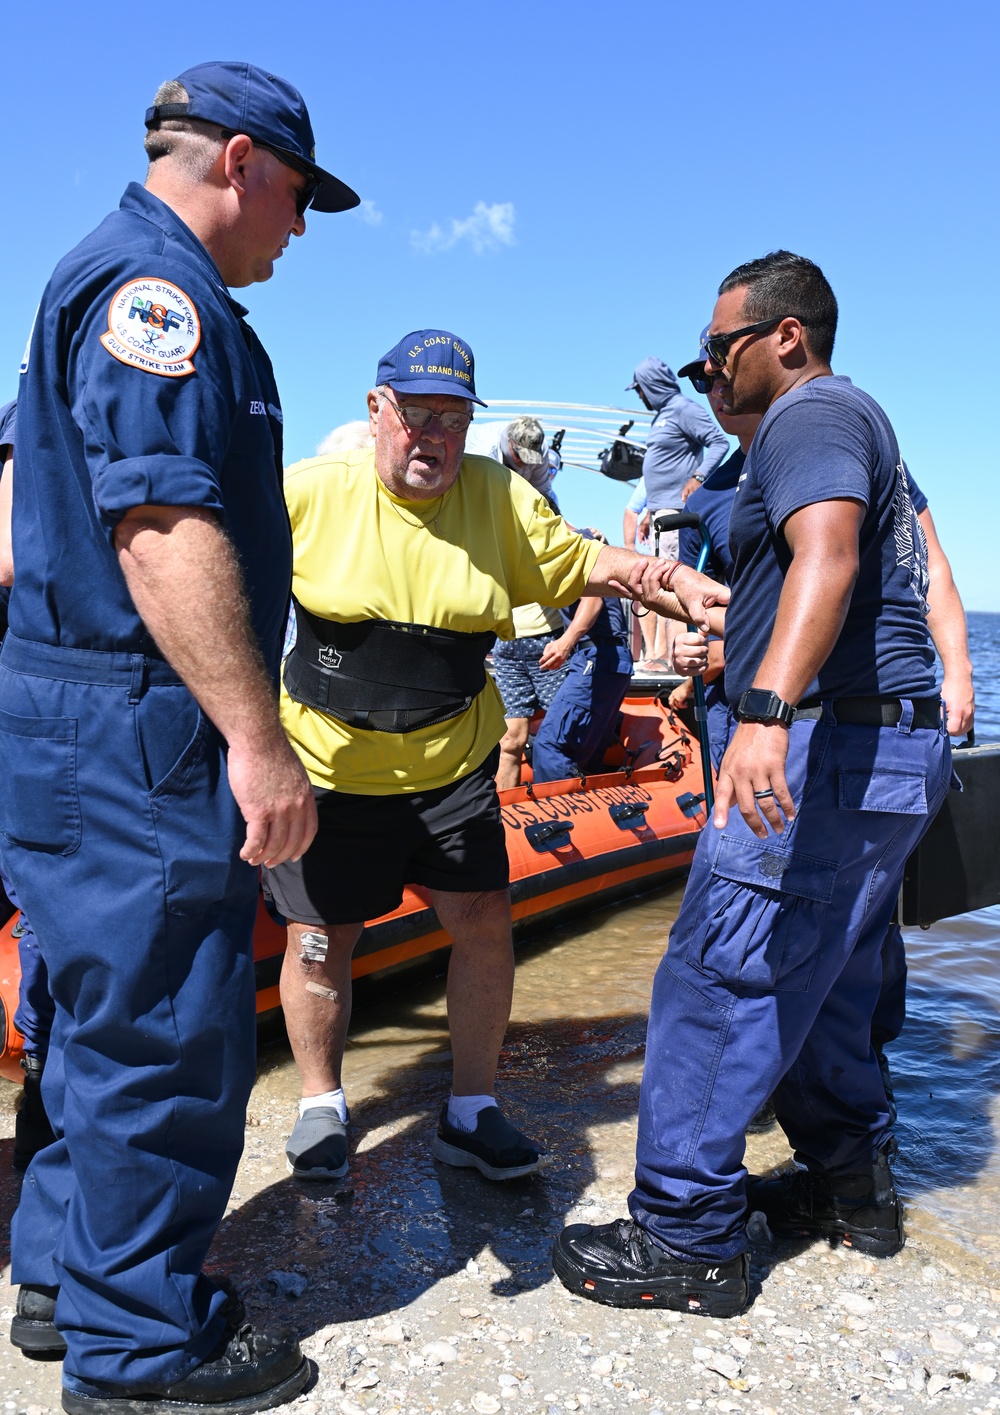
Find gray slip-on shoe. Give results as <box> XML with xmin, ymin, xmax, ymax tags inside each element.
<box><xmin>285</xmin><ymin>1106</ymin><xmax>349</xmax><ymax>1180</ymax></box>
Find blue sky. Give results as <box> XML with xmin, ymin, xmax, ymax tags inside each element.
<box><xmin>3</xmin><ymin>1</ymin><xmax>998</xmax><ymax>607</ymax></box>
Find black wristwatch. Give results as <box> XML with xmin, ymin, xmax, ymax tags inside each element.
<box><xmin>736</xmin><ymin>688</ymin><xmax>795</xmax><ymax>727</ymax></box>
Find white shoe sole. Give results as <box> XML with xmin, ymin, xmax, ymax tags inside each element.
<box><xmin>285</xmin><ymin>1156</ymin><xmax>349</xmax><ymax>1181</ymax></box>
<box><xmin>431</xmin><ymin>1136</ymin><xmax>540</xmax><ymax>1181</ymax></box>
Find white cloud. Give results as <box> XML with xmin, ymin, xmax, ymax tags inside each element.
<box><xmin>355</xmin><ymin>199</ymin><xmax>383</xmax><ymax>226</ymax></box>
<box><xmin>411</xmin><ymin>201</ymin><xmax>516</xmax><ymax>256</ymax></box>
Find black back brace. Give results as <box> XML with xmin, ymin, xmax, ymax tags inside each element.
<box><xmin>283</xmin><ymin>600</ymin><xmax>496</xmax><ymax>733</ymax></box>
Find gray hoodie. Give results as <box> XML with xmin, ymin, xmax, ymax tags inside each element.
<box><xmin>631</xmin><ymin>357</ymin><xmax>729</xmax><ymax>508</ymax></box>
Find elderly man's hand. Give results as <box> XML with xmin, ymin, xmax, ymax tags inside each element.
<box><xmin>672</xmin><ymin>631</ymin><xmax>709</xmax><ymax>677</ymax></box>
<box><xmin>680</xmin><ymin>475</ymin><xmax>702</xmax><ymax>504</ymax></box>
<box><xmin>637</xmin><ymin>560</ymin><xmax>729</xmax><ymax>632</ymax></box>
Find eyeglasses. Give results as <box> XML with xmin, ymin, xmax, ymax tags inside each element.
<box><xmin>221</xmin><ymin>130</ymin><xmax>320</xmax><ymax>217</ymax></box>
<box><xmin>379</xmin><ymin>390</ymin><xmax>474</xmax><ymax>434</ymax></box>
<box><xmin>704</xmin><ymin>317</ymin><xmax>787</xmax><ymax>368</ymax></box>
<box><xmin>689</xmin><ymin>373</ymin><xmax>717</xmax><ymax>395</ymax></box>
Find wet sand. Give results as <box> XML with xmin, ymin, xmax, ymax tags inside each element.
<box><xmin>3</xmin><ymin>888</ymin><xmax>1000</xmax><ymax>1412</ymax></box>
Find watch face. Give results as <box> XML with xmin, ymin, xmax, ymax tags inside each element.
<box><xmin>742</xmin><ymin>689</ymin><xmax>777</xmax><ymax>718</ymax></box>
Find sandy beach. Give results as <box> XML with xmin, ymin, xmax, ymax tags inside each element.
<box><xmin>3</xmin><ymin>887</ymin><xmax>1000</xmax><ymax>1413</ymax></box>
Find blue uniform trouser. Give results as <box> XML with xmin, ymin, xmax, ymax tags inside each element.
<box><xmin>532</xmin><ymin>653</ymin><xmax>632</xmax><ymax>782</ymax></box>
<box><xmin>703</xmin><ymin>687</ymin><xmax>732</xmax><ymax>775</ymax></box>
<box><xmin>629</xmin><ymin>702</ymin><xmax>951</xmax><ymax>1263</ymax></box>
<box><xmin>0</xmin><ymin>865</ymin><xmax>55</xmax><ymax>1055</ymax></box>
<box><xmin>872</xmin><ymin>922</ymin><xmax>907</xmax><ymax>1048</ymax></box>
<box><xmin>0</xmin><ymin>636</ymin><xmax>258</xmax><ymax>1391</ymax></box>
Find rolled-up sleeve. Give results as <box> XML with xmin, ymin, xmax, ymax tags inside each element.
<box><xmin>508</xmin><ymin>476</ymin><xmax>602</xmax><ymax>607</ymax></box>
<box><xmin>75</xmin><ymin>259</ymin><xmax>237</xmax><ymax>538</ymax></box>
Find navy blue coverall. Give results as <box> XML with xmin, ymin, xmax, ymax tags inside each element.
<box><xmin>0</xmin><ymin>183</ymin><xmax>291</xmax><ymax>1391</ymax></box>
<box><xmin>531</xmin><ymin>559</ymin><xmax>633</xmax><ymax>782</ymax></box>
<box><xmin>628</xmin><ymin>376</ymin><xmax>951</xmax><ymax>1262</ymax></box>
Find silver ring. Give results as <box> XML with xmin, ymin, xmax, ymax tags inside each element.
<box><xmin>753</xmin><ymin>789</ymin><xmax>775</xmax><ymax>799</ymax></box>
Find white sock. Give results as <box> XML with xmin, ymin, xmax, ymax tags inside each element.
<box><xmin>448</xmin><ymin>1093</ymin><xmax>498</xmax><ymax>1134</ymax></box>
<box><xmin>299</xmin><ymin>1088</ymin><xmax>348</xmax><ymax>1122</ymax></box>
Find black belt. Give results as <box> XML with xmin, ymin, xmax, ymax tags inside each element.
<box><xmin>794</xmin><ymin>695</ymin><xmax>941</xmax><ymax>729</ymax></box>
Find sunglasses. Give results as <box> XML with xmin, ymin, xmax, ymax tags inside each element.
<box><xmin>689</xmin><ymin>373</ymin><xmax>716</xmax><ymax>395</ymax></box>
<box><xmin>379</xmin><ymin>390</ymin><xmax>474</xmax><ymax>434</ymax></box>
<box><xmin>704</xmin><ymin>316</ymin><xmax>787</xmax><ymax>368</ymax></box>
<box><xmin>221</xmin><ymin>131</ymin><xmax>320</xmax><ymax>217</ymax></box>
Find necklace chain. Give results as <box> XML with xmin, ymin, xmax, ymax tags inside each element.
<box><xmin>385</xmin><ymin>486</ymin><xmax>450</xmax><ymax>536</ymax></box>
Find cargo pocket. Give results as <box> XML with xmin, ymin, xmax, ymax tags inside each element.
<box><xmin>690</xmin><ymin>834</ymin><xmax>838</xmax><ymax>993</ymax></box>
<box><xmin>839</xmin><ymin>767</ymin><xmax>928</xmax><ymax>814</ymax></box>
<box><xmin>0</xmin><ymin>710</ymin><xmax>81</xmax><ymax>855</ymax></box>
<box><xmin>142</xmin><ymin>698</ymin><xmax>242</xmax><ymax>915</ymax></box>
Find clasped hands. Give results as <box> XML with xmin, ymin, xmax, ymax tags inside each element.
<box><xmin>615</xmin><ymin>557</ymin><xmax>729</xmax><ymax>632</ymax></box>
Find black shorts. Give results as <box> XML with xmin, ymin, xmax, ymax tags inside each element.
<box><xmin>262</xmin><ymin>746</ymin><xmax>509</xmax><ymax>926</ymax></box>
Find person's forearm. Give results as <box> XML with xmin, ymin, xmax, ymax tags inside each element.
<box><xmin>114</xmin><ymin>506</ymin><xmax>285</xmax><ymax>751</ymax></box>
<box><xmin>752</xmin><ymin>545</ymin><xmax>857</xmax><ymax>702</ymax></box>
<box><xmin>560</xmin><ymin>595</ymin><xmax>603</xmax><ymax>648</ymax></box>
<box><xmin>623</xmin><ymin>508</ymin><xmax>638</xmax><ymax>548</ymax></box>
<box><xmin>587</xmin><ymin>544</ymin><xmax>727</xmax><ymax>635</ymax></box>
<box><xmin>921</xmin><ymin>514</ymin><xmax>973</xmax><ymax>684</ymax></box>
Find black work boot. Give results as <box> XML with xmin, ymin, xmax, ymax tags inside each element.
<box><xmin>61</xmin><ymin>1322</ymin><xmax>308</xmax><ymax>1414</ymax></box>
<box><xmin>553</xmin><ymin>1218</ymin><xmax>749</xmax><ymax>1316</ymax></box>
<box><xmin>746</xmin><ymin>1097</ymin><xmax>778</xmax><ymax>1134</ymax></box>
<box><xmin>10</xmin><ymin>1284</ymin><xmax>64</xmax><ymax>1356</ymax></box>
<box><xmin>746</xmin><ymin>1140</ymin><xmax>903</xmax><ymax>1257</ymax></box>
<box><xmin>11</xmin><ymin>1276</ymin><xmax>246</xmax><ymax>1362</ymax></box>
<box><xmin>13</xmin><ymin>1052</ymin><xmax>56</xmax><ymax>1173</ymax></box>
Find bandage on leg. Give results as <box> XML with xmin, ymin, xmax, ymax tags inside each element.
<box><xmin>299</xmin><ymin>930</ymin><xmax>329</xmax><ymax>961</ymax></box>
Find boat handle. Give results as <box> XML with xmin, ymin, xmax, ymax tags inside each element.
<box><xmin>676</xmin><ymin>791</ymin><xmax>707</xmax><ymax>819</ymax></box>
<box><xmin>609</xmin><ymin>801</ymin><xmax>648</xmax><ymax>829</ymax></box>
<box><xmin>524</xmin><ymin>820</ymin><xmax>576</xmax><ymax>853</ymax></box>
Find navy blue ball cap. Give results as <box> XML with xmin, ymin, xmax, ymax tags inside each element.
<box><xmin>677</xmin><ymin>325</ymin><xmax>712</xmax><ymax>381</ymax></box>
<box><xmin>144</xmin><ymin>61</ymin><xmax>360</xmax><ymax>214</ymax></box>
<box><xmin>376</xmin><ymin>330</ymin><xmax>487</xmax><ymax>406</ymax></box>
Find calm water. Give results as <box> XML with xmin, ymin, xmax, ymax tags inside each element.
<box><xmin>966</xmin><ymin>612</ymin><xmax>1000</xmax><ymax>742</ymax></box>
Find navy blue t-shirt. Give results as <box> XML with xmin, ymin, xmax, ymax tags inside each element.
<box><xmin>724</xmin><ymin>376</ymin><xmax>935</xmax><ymax>704</ymax></box>
<box><xmin>10</xmin><ymin>183</ymin><xmax>291</xmax><ymax>681</ymax></box>
<box><xmin>678</xmin><ymin>448</ymin><xmax>744</xmax><ymax>583</ymax></box>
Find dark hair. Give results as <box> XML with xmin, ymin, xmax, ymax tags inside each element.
<box><xmin>719</xmin><ymin>250</ymin><xmax>838</xmax><ymax>363</ymax></box>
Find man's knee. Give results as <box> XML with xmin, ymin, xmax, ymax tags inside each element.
<box><xmin>499</xmin><ymin>718</ymin><xmax>529</xmax><ymax>757</ymax></box>
<box><xmin>434</xmin><ymin>888</ymin><xmax>512</xmax><ymax>941</ymax></box>
<box><xmin>285</xmin><ymin>922</ymin><xmax>361</xmax><ymax>974</ymax></box>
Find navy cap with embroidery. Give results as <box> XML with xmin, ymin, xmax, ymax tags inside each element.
<box><xmin>677</xmin><ymin>326</ymin><xmax>712</xmax><ymax>382</ymax></box>
<box><xmin>376</xmin><ymin>329</ymin><xmax>487</xmax><ymax>406</ymax></box>
<box><xmin>144</xmin><ymin>61</ymin><xmax>360</xmax><ymax>214</ymax></box>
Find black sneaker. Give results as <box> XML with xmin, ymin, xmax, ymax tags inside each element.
<box><xmin>553</xmin><ymin>1219</ymin><xmax>749</xmax><ymax>1316</ymax></box>
<box><xmin>60</xmin><ymin>1322</ymin><xmax>308</xmax><ymax>1414</ymax></box>
<box><xmin>12</xmin><ymin>1276</ymin><xmax>246</xmax><ymax>1362</ymax></box>
<box><xmin>13</xmin><ymin>1053</ymin><xmax>56</xmax><ymax>1173</ymax></box>
<box><xmin>431</xmin><ymin>1103</ymin><xmax>541</xmax><ymax>1180</ymax></box>
<box><xmin>746</xmin><ymin>1141</ymin><xmax>903</xmax><ymax>1257</ymax></box>
<box><xmin>285</xmin><ymin>1107</ymin><xmax>349</xmax><ymax>1180</ymax></box>
<box><xmin>746</xmin><ymin>1097</ymin><xmax>778</xmax><ymax>1134</ymax></box>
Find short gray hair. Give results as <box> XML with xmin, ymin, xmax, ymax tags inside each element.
<box><xmin>144</xmin><ymin>80</ymin><xmax>228</xmax><ymax>181</ymax></box>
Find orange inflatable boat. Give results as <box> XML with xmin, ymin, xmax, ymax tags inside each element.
<box><xmin>0</xmin><ymin>690</ymin><xmax>708</xmax><ymax>1082</ymax></box>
